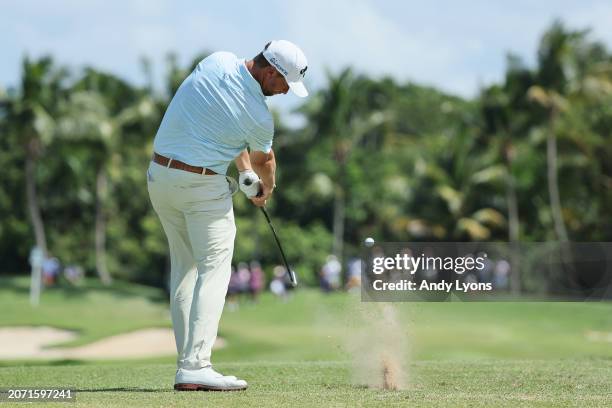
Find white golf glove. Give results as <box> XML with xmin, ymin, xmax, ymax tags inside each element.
<box><xmin>239</xmin><ymin>170</ymin><xmax>261</xmax><ymax>198</ymax></box>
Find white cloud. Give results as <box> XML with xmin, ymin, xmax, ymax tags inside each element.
<box><xmin>280</xmin><ymin>0</ymin><xmax>456</xmax><ymax>87</ymax></box>
<box><xmin>2</xmin><ymin>0</ymin><xmax>612</xmax><ymax>102</ymax></box>
<box><xmin>274</xmin><ymin>0</ymin><xmax>541</xmax><ymax>96</ymax></box>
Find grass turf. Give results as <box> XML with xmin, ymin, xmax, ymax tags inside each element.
<box><xmin>1</xmin><ymin>360</ymin><xmax>610</xmax><ymax>407</ymax></box>
<box><xmin>1</xmin><ymin>276</ymin><xmax>611</xmax><ymax>406</ymax></box>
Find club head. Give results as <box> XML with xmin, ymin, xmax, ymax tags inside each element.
<box><xmin>288</xmin><ymin>269</ymin><xmax>298</xmax><ymax>287</ymax></box>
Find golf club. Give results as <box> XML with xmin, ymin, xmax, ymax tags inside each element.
<box><xmin>243</xmin><ymin>177</ymin><xmax>298</xmax><ymax>287</ymax></box>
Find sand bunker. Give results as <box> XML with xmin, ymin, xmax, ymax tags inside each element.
<box><xmin>585</xmin><ymin>330</ymin><xmax>612</xmax><ymax>343</ymax></box>
<box><xmin>0</xmin><ymin>326</ymin><xmax>225</xmax><ymax>359</ymax></box>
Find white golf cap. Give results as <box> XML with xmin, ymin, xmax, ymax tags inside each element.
<box><xmin>263</xmin><ymin>40</ymin><xmax>309</xmax><ymax>97</ymax></box>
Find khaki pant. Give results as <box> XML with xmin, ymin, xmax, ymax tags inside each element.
<box><xmin>147</xmin><ymin>161</ymin><xmax>237</xmax><ymax>369</ymax></box>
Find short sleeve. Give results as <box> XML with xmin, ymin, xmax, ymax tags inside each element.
<box><xmin>246</xmin><ymin>114</ymin><xmax>274</xmax><ymax>153</ymax></box>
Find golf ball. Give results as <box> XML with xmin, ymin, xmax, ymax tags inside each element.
<box><xmin>364</xmin><ymin>237</ymin><xmax>375</xmax><ymax>247</ymax></box>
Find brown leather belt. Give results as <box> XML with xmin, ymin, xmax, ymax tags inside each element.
<box><xmin>152</xmin><ymin>152</ymin><xmax>217</xmax><ymax>175</ymax></box>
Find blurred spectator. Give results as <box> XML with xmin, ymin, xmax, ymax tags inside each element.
<box><xmin>464</xmin><ymin>272</ymin><xmax>479</xmax><ymax>284</ymax></box>
<box><xmin>42</xmin><ymin>256</ymin><xmax>60</xmax><ymax>286</ymax></box>
<box><xmin>320</xmin><ymin>255</ymin><xmax>341</xmax><ymax>292</ymax></box>
<box><xmin>477</xmin><ymin>251</ymin><xmax>495</xmax><ymax>283</ymax></box>
<box><xmin>319</xmin><ymin>268</ymin><xmax>330</xmax><ymax>292</ymax></box>
<box><xmin>236</xmin><ymin>262</ymin><xmax>251</xmax><ymax>294</ymax></box>
<box><xmin>226</xmin><ymin>266</ymin><xmax>241</xmax><ymax>311</ymax></box>
<box><xmin>494</xmin><ymin>259</ymin><xmax>511</xmax><ymax>289</ymax></box>
<box><xmin>421</xmin><ymin>247</ymin><xmax>438</xmax><ymax>280</ymax></box>
<box><xmin>270</xmin><ymin>265</ymin><xmax>288</xmax><ymax>300</ymax></box>
<box><xmin>249</xmin><ymin>261</ymin><xmax>265</xmax><ymax>302</ymax></box>
<box><xmin>63</xmin><ymin>264</ymin><xmax>84</xmax><ymax>285</ymax></box>
<box><xmin>345</xmin><ymin>257</ymin><xmax>362</xmax><ymax>292</ymax></box>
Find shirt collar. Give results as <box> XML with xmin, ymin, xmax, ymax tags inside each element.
<box><xmin>240</xmin><ymin>59</ymin><xmax>265</xmax><ymax>100</ymax></box>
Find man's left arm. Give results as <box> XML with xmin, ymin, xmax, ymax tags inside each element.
<box><xmin>234</xmin><ymin>149</ymin><xmax>274</xmax><ymax>207</ymax></box>
<box><xmin>234</xmin><ymin>149</ymin><xmax>251</xmax><ymax>172</ymax></box>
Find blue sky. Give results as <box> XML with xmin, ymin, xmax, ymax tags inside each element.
<box><xmin>2</xmin><ymin>0</ymin><xmax>612</xmax><ymax>117</ymax></box>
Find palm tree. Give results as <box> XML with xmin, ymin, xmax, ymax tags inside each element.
<box><xmin>300</xmin><ymin>69</ymin><xmax>386</xmax><ymax>264</ymax></box>
<box><xmin>60</xmin><ymin>70</ymin><xmax>157</xmax><ymax>284</ymax></box>
<box><xmin>480</xmin><ymin>55</ymin><xmax>537</xmax><ymax>293</ymax></box>
<box><xmin>404</xmin><ymin>130</ymin><xmax>507</xmax><ymax>241</ymax></box>
<box><xmin>529</xmin><ymin>21</ymin><xmax>612</xmax><ymax>241</ymax></box>
<box><xmin>6</xmin><ymin>57</ymin><xmax>68</xmax><ymax>256</ymax></box>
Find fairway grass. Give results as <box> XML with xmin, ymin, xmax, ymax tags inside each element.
<box><xmin>1</xmin><ymin>360</ymin><xmax>610</xmax><ymax>407</ymax></box>
<box><xmin>1</xmin><ymin>276</ymin><xmax>612</xmax><ymax>406</ymax></box>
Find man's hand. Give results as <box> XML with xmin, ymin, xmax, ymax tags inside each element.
<box><xmin>250</xmin><ymin>182</ymin><xmax>274</xmax><ymax>207</ymax></box>
<box><xmin>234</xmin><ymin>148</ymin><xmax>276</xmax><ymax>207</ymax></box>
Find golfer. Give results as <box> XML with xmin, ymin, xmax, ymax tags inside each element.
<box><xmin>147</xmin><ymin>40</ymin><xmax>308</xmax><ymax>391</ymax></box>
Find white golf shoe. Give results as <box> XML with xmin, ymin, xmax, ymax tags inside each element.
<box><xmin>174</xmin><ymin>366</ymin><xmax>248</xmax><ymax>391</ymax></box>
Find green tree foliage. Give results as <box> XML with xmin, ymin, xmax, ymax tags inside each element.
<box><xmin>1</xmin><ymin>22</ymin><xmax>610</xmax><ymax>289</ymax></box>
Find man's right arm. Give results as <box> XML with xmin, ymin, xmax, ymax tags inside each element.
<box><xmin>249</xmin><ymin>149</ymin><xmax>276</xmax><ymax>206</ymax></box>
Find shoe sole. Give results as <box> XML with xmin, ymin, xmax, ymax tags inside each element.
<box><xmin>174</xmin><ymin>383</ymin><xmax>248</xmax><ymax>392</ymax></box>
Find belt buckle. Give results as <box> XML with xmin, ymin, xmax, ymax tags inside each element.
<box><xmin>166</xmin><ymin>158</ymin><xmax>173</xmax><ymax>168</ymax></box>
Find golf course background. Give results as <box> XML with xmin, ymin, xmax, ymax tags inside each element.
<box><xmin>2</xmin><ymin>8</ymin><xmax>612</xmax><ymax>408</ymax></box>
<box><xmin>1</xmin><ymin>276</ymin><xmax>610</xmax><ymax>406</ymax></box>
<box><xmin>1</xmin><ymin>20</ymin><xmax>611</xmax><ymax>291</ymax></box>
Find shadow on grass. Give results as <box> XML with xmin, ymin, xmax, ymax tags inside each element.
<box><xmin>0</xmin><ymin>276</ymin><xmax>169</xmax><ymax>304</ymax></box>
<box><xmin>0</xmin><ymin>276</ymin><xmax>30</xmax><ymax>294</ymax></box>
<box><xmin>74</xmin><ymin>388</ymin><xmax>171</xmax><ymax>393</ymax></box>
<box><xmin>0</xmin><ymin>359</ymin><xmax>88</xmax><ymax>367</ymax></box>
<box><xmin>0</xmin><ymin>356</ymin><xmax>177</xmax><ymax>368</ymax></box>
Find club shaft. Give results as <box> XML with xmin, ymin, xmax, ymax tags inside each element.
<box><xmin>260</xmin><ymin>207</ymin><xmax>297</xmax><ymax>286</ymax></box>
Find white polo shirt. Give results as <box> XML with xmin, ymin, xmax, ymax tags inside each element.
<box><xmin>153</xmin><ymin>52</ymin><xmax>274</xmax><ymax>175</ymax></box>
